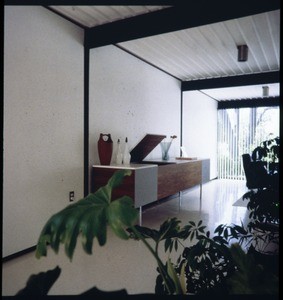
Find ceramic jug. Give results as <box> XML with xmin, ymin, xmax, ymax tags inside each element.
<box><xmin>97</xmin><ymin>133</ymin><xmax>113</xmax><ymax>165</ymax></box>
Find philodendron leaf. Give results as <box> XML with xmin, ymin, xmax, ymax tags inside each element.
<box><xmin>36</xmin><ymin>170</ymin><xmax>138</xmax><ymax>260</ymax></box>
<box><xmin>107</xmin><ymin>196</ymin><xmax>139</xmax><ymax>239</ymax></box>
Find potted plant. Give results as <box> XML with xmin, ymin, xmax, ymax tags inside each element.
<box><xmin>241</xmin><ymin>187</ymin><xmax>279</xmax><ymax>261</ymax></box>
<box><xmin>133</xmin><ymin>219</ymin><xmax>279</xmax><ymax>295</ymax></box>
<box><xmin>244</xmin><ymin>135</ymin><xmax>279</xmax><ymax>256</ymax></box>
<box><xmin>227</xmin><ymin>136</ymin><xmax>280</xmax><ymax>286</ymax></box>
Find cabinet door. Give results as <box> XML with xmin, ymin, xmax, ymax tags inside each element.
<box><xmin>158</xmin><ymin>161</ymin><xmax>201</xmax><ymax>199</ymax></box>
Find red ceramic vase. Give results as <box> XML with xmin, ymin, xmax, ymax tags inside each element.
<box><xmin>97</xmin><ymin>133</ymin><xmax>113</xmax><ymax>165</ymax></box>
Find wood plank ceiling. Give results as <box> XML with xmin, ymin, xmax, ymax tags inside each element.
<box><xmin>49</xmin><ymin>5</ymin><xmax>170</xmax><ymax>28</ymax></box>
<box><xmin>48</xmin><ymin>3</ymin><xmax>280</xmax><ymax>101</ymax></box>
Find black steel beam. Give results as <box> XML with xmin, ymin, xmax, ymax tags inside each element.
<box><xmin>218</xmin><ymin>97</ymin><xmax>280</xmax><ymax>109</ymax></box>
<box><xmin>85</xmin><ymin>0</ymin><xmax>280</xmax><ymax>49</ymax></box>
<box><xmin>181</xmin><ymin>72</ymin><xmax>280</xmax><ymax>91</ymax></box>
<box><xmin>84</xmin><ymin>47</ymin><xmax>90</xmax><ymax>197</ymax></box>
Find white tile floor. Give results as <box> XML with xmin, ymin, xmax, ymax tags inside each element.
<box><xmin>142</xmin><ymin>178</ymin><xmax>250</xmax><ymax>231</ymax></box>
<box><xmin>2</xmin><ymin>179</ymin><xmax>250</xmax><ymax>296</ymax></box>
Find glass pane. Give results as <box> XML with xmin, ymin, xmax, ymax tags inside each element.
<box><xmin>217</xmin><ymin>106</ymin><xmax>279</xmax><ymax>179</ymax></box>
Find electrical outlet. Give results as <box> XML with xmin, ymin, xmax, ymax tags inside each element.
<box><xmin>69</xmin><ymin>191</ymin><xmax>75</xmax><ymax>202</ymax></box>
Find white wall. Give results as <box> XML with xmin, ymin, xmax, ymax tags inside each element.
<box><xmin>89</xmin><ymin>45</ymin><xmax>181</xmax><ymax>185</ymax></box>
<box><xmin>182</xmin><ymin>91</ymin><xmax>218</xmax><ymax>179</ymax></box>
<box><xmin>3</xmin><ymin>6</ymin><xmax>84</xmax><ymax>257</ymax></box>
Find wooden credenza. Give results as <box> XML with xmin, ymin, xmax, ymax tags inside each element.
<box><xmin>92</xmin><ymin>158</ymin><xmax>210</xmax><ymax>206</ymax></box>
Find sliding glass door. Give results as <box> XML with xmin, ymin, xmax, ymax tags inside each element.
<box><xmin>217</xmin><ymin>106</ymin><xmax>279</xmax><ymax>179</ymax></box>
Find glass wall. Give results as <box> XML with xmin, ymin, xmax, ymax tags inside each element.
<box><xmin>217</xmin><ymin>106</ymin><xmax>280</xmax><ymax>179</ymax></box>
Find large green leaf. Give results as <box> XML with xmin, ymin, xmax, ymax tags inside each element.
<box><xmin>130</xmin><ymin>217</ymin><xmax>181</xmax><ymax>243</ymax></box>
<box><xmin>36</xmin><ymin>169</ymin><xmax>138</xmax><ymax>260</ymax></box>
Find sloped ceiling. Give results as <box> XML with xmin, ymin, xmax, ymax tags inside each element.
<box><xmin>118</xmin><ymin>10</ymin><xmax>280</xmax><ymax>81</ymax></box>
<box><xmin>49</xmin><ymin>5</ymin><xmax>170</xmax><ymax>28</ymax></box>
<box><xmin>48</xmin><ymin>3</ymin><xmax>280</xmax><ymax>101</ymax></box>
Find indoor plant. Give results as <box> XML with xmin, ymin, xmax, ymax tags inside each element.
<box><xmin>243</xmin><ymin>136</ymin><xmax>279</xmax><ymax>256</ymax></box>
<box><xmin>242</xmin><ymin>187</ymin><xmax>279</xmax><ymax>259</ymax></box>
<box><xmin>133</xmin><ymin>219</ymin><xmax>279</xmax><ymax>295</ymax></box>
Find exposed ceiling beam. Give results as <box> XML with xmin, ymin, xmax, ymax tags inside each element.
<box><xmin>85</xmin><ymin>0</ymin><xmax>280</xmax><ymax>49</ymax></box>
<box><xmin>181</xmin><ymin>72</ymin><xmax>280</xmax><ymax>91</ymax></box>
<box><xmin>218</xmin><ymin>97</ymin><xmax>280</xmax><ymax>109</ymax></box>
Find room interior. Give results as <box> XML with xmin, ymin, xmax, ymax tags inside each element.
<box><xmin>2</xmin><ymin>2</ymin><xmax>280</xmax><ymax>296</ymax></box>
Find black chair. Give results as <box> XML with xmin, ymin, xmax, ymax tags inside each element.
<box><xmin>242</xmin><ymin>154</ymin><xmax>270</xmax><ymax>190</ymax></box>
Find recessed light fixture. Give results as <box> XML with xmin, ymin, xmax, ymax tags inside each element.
<box><xmin>237</xmin><ymin>45</ymin><xmax>248</xmax><ymax>62</ymax></box>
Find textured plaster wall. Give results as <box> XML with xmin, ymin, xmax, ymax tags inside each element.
<box><xmin>3</xmin><ymin>6</ymin><xmax>84</xmax><ymax>257</ymax></box>
<box><xmin>89</xmin><ymin>45</ymin><xmax>181</xmax><ymax>182</ymax></box>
